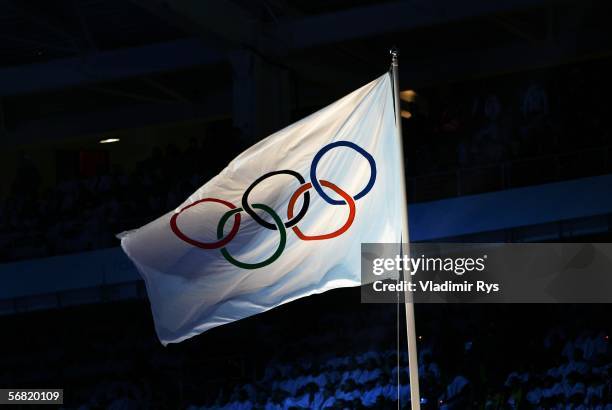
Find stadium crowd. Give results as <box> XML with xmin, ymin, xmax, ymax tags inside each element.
<box><xmin>0</xmin><ymin>61</ymin><xmax>611</xmax><ymax>263</ymax></box>
<box><xmin>1</xmin><ymin>298</ymin><xmax>608</xmax><ymax>409</ymax></box>
<box><xmin>181</xmin><ymin>321</ymin><xmax>611</xmax><ymax>409</ymax></box>
<box><xmin>0</xmin><ymin>134</ymin><xmax>241</xmax><ymax>263</ymax></box>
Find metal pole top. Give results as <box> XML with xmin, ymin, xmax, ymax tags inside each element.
<box><xmin>390</xmin><ymin>46</ymin><xmax>399</xmax><ymax>65</ymax></box>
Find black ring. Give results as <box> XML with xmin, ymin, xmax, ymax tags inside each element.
<box><xmin>241</xmin><ymin>170</ymin><xmax>310</xmax><ymax>230</ymax></box>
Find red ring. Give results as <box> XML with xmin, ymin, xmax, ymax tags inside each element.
<box><xmin>170</xmin><ymin>198</ymin><xmax>241</xmax><ymax>249</ymax></box>
<box><xmin>287</xmin><ymin>180</ymin><xmax>356</xmax><ymax>241</ymax></box>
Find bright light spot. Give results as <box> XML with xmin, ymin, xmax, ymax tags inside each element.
<box><xmin>400</xmin><ymin>110</ymin><xmax>412</xmax><ymax>119</ymax></box>
<box><xmin>400</xmin><ymin>89</ymin><xmax>417</xmax><ymax>102</ymax></box>
<box><xmin>99</xmin><ymin>138</ymin><xmax>120</xmax><ymax>144</ymax></box>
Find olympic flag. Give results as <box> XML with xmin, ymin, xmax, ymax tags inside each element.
<box><xmin>120</xmin><ymin>72</ymin><xmax>403</xmax><ymax>345</ymax></box>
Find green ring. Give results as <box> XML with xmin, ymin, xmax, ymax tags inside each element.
<box><xmin>216</xmin><ymin>204</ymin><xmax>286</xmax><ymax>269</ymax></box>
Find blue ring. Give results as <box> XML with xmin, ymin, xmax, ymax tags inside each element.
<box><xmin>310</xmin><ymin>141</ymin><xmax>377</xmax><ymax>205</ymax></box>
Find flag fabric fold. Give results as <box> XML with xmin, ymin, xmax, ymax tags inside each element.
<box><xmin>120</xmin><ymin>72</ymin><xmax>403</xmax><ymax>345</ymax></box>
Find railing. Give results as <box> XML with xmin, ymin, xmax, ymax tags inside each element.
<box><xmin>407</xmin><ymin>145</ymin><xmax>611</xmax><ymax>202</ymax></box>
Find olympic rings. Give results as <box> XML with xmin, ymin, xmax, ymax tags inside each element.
<box><xmin>287</xmin><ymin>180</ymin><xmax>355</xmax><ymax>241</ymax></box>
<box><xmin>170</xmin><ymin>198</ymin><xmax>241</xmax><ymax>249</ymax></box>
<box><xmin>217</xmin><ymin>204</ymin><xmax>286</xmax><ymax>269</ymax></box>
<box><xmin>310</xmin><ymin>141</ymin><xmax>376</xmax><ymax>205</ymax></box>
<box><xmin>242</xmin><ymin>170</ymin><xmax>310</xmax><ymax>230</ymax></box>
<box><xmin>169</xmin><ymin>140</ymin><xmax>377</xmax><ymax>269</ymax></box>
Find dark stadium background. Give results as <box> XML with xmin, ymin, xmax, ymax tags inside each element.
<box><xmin>0</xmin><ymin>0</ymin><xmax>611</xmax><ymax>408</ymax></box>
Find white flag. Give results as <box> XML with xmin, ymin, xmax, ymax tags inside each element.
<box><xmin>120</xmin><ymin>73</ymin><xmax>403</xmax><ymax>345</ymax></box>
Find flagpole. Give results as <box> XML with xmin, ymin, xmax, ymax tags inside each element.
<box><xmin>390</xmin><ymin>47</ymin><xmax>421</xmax><ymax>410</ymax></box>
